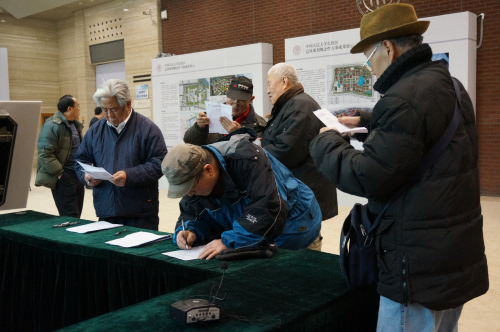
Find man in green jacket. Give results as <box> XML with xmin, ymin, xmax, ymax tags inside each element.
<box><xmin>35</xmin><ymin>95</ymin><xmax>84</xmax><ymax>218</ymax></box>
<box><xmin>183</xmin><ymin>76</ymin><xmax>267</xmax><ymax>145</ymax></box>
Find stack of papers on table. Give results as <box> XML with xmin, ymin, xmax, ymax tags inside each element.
<box><xmin>106</xmin><ymin>231</ymin><xmax>172</xmax><ymax>248</ymax></box>
<box><xmin>313</xmin><ymin>109</ymin><xmax>368</xmax><ymax>134</ymax></box>
<box><xmin>67</xmin><ymin>221</ymin><xmax>123</xmax><ymax>233</ymax></box>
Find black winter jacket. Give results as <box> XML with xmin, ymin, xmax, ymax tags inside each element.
<box><xmin>261</xmin><ymin>84</ymin><xmax>338</xmax><ymax>220</ymax></box>
<box><xmin>310</xmin><ymin>44</ymin><xmax>488</xmax><ymax>310</ymax></box>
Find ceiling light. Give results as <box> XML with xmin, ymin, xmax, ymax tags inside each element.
<box><xmin>123</xmin><ymin>9</ymin><xmax>129</xmax><ymax>12</ymax></box>
<box><xmin>1</xmin><ymin>20</ymin><xmax>5</xmax><ymax>23</ymax></box>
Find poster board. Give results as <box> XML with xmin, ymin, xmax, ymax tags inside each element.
<box><xmin>152</xmin><ymin>43</ymin><xmax>273</xmax><ymax>147</ymax></box>
<box><xmin>152</xmin><ymin>43</ymin><xmax>273</xmax><ymax>189</ymax></box>
<box><xmin>284</xmin><ymin>11</ymin><xmax>477</xmax><ymax>206</ymax></box>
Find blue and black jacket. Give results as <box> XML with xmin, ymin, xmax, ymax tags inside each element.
<box><xmin>174</xmin><ymin>131</ymin><xmax>322</xmax><ymax>250</ymax></box>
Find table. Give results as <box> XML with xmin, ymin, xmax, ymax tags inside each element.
<box><xmin>59</xmin><ymin>250</ymin><xmax>379</xmax><ymax>332</ymax></box>
<box><xmin>0</xmin><ymin>211</ymin><xmax>379</xmax><ymax>331</ymax></box>
<box><xmin>0</xmin><ymin>211</ymin><xmax>291</xmax><ymax>331</ymax></box>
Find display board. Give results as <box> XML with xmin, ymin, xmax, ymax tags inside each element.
<box><xmin>285</xmin><ymin>11</ymin><xmax>477</xmax><ymax>206</ymax></box>
<box><xmin>152</xmin><ymin>43</ymin><xmax>273</xmax><ymax>147</ymax></box>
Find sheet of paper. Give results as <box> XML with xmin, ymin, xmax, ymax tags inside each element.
<box><xmin>106</xmin><ymin>231</ymin><xmax>172</xmax><ymax>248</ymax></box>
<box><xmin>313</xmin><ymin>109</ymin><xmax>368</xmax><ymax>134</ymax></box>
<box><xmin>77</xmin><ymin>161</ymin><xmax>114</xmax><ymax>180</ymax></box>
<box><xmin>205</xmin><ymin>101</ymin><xmax>232</xmax><ymax>134</ymax></box>
<box><xmin>66</xmin><ymin>221</ymin><xmax>123</xmax><ymax>234</ymax></box>
<box><xmin>162</xmin><ymin>245</ymin><xmax>207</xmax><ymax>261</ymax></box>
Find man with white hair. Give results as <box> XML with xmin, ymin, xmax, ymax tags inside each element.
<box><xmin>261</xmin><ymin>63</ymin><xmax>338</xmax><ymax>250</ymax></box>
<box><xmin>75</xmin><ymin>79</ymin><xmax>168</xmax><ymax>230</ymax></box>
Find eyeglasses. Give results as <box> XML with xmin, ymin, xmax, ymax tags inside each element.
<box><xmin>226</xmin><ymin>98</ymin><xmax>248</xmax><ymax>106</ymax></box>
<box><xmin>362</xmin><ymin>42</ymin><xmax>382</xmax><ymax>72</ymax></box>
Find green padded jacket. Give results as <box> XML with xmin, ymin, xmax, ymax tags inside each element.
<box><xmin>35</xmin><ymin>111</ymin><xmax>83</xmax><ymax>189</ymax></box>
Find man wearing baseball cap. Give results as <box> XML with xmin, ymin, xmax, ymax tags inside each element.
<box><xmin>183</xmin><ymin>76</ymin><xmax>267</xmax><ymax>145</ymax></box>
<box><xmin>309</xmin><ymin>3</ymin><xmax>488</xmax><ymax>331</ymax></box>
<box><xmin>162</xmin><ymin>131</ymin><xmax>322</xmax><ymax>260</ymax></box>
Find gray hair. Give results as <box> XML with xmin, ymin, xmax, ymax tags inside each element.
<box><xmin>268</xmin><ymin>63</ymin><xmax>299</xmax><ymax>85</ymax></box>
<box><xmin>93</xmin><ymin>79</ymin><xmax>131</xmax><ymax>107</ymax></box>
<box><xmin>388</xmin><ymin>34</ymin><xmax>423</xmax><ymax>50</ymax></box>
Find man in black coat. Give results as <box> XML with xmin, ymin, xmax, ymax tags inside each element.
<box><xmin>309</xmin><ymin>4</ymin><xmax>488</xmax><ymax>331</ymax></box>
<box><xmin>262</xmin><ymin>63</ymin><xmax>338</xmax><ymax>250</ymax></box>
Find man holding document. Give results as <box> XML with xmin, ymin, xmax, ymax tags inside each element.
<box><xmin>75</xmin><ymin>79</ymin><xmax>168</xmax><ymax>230</ymax></box>
<box><xmin>183</xmin><ymin>76</ymin><xmax>267</xmax><ymax>145</ymax></box>
<box><xmin>309</xmin><ymin>4</ymin><xmax>488</xmax><ymax>330</ymax></box>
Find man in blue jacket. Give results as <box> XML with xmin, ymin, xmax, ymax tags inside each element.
<box><xmin>75</xmin><ymin>79</ymin><xmax>168</xmax><ymax>230</ymax></box>
<box><xmin>161</xmin><ymin>131</ymin><xmax>322</xmax><ymax>260</ymax></box>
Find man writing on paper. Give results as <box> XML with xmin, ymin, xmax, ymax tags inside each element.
<box><xmin>75</xmin><ymin>79</ymin><xmax>168</xmax><ymax>230</ymax></box>
<box><xmin>309</xmin><ymin>4</ymin><xmax>488</xmax><ymax>331</ymax></box>
<box><xmin>183</xmin><ymin>76</ymin><xmax>267</xmax><ymax>145</ymax></box>
<box><xmin>162</xmin><ymin>131</ymin><xmax>322</xmax><ymax>260</ymax></box>
<box><xmin>35</xmin><ymin>95</ymin><xmax>84</xmax><ymax>218</ymax></box>
<box><xmin>261</xmin><ymin>63</ymin><xmax>338</xmax><ymax>250</ymax></box>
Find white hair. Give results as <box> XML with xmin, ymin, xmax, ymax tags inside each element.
<box><xmin>268</xmin><ymin>63</ymin><xmax>299</xmax><ymax>85</ymax></box>
<box><xmin>93</xmin><ymin>79</ymin><xmax>131</xmax><ymax>107</ymax></box>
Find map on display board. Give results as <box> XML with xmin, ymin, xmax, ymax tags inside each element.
<box><xmin>285</xmin><ymin>11</ymin><xmax>476</xmax><ymax>206</ymax></box>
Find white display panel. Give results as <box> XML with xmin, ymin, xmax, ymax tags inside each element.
<box><xmin>152</xmin><ymin>43</ymin><xmax>273</xmax><ymax>148</ymax></box>
<box><xmin>284</xmin><ymin>11</ymin><xmax>477</xmax><ymax>207</ymax></box>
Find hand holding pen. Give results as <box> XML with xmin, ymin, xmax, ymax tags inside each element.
<box><xmin>176</xmin><ymin>220</ymin><xmax>196</xmax><ymax>250</ymax></box>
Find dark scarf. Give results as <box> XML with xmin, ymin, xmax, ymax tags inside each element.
<box><xmin>374</xmin><ymin>43</ymin><xmax>433</xmax><ymax>95</ymax></box>
<box><xmin>270</xmin><ymin>83</ymin><xmax>305</xmax><ymax>119</ymax></box>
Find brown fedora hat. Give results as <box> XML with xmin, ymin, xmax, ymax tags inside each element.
<box><xmin>351</xmin><ymin>3</ymin><xmax>429</xmax><ymax>54</ymax></box>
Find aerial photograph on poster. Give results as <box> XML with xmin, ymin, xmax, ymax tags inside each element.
<box><xmin>210</xmin><ymin>75</ymin><xmax>235</xmax><ymax>96</ymax></box>
<box><xmin>179</xmin><ymin>78</ymin><xmax>210</xmax><ymax>110</ymax></box>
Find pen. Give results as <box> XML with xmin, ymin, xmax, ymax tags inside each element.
<box><xmin>115</xmin><ymin>228</ymin><xmax>127</xmax><ymax>236</ymax></box>
<box><xmin>182</xmin><ymin>220</ymin><xmax>188</xmax><ymax>250</ymax></box>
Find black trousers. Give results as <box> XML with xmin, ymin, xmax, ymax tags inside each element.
<box><xmin>99</xmin><ymin>215</ymin><xmax>159</xmax><ymax>231</ymax></box>
<box><xmin>51</xmin><ymin>170</ymin><xmax>84</xmax><ymax>218</ymax></box>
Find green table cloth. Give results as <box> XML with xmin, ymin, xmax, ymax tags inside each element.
<box><xmin>0</xmin><ymin>211</ymin><xmax>293</xmax><ymax>331</ymax></box>
<box><xmin>59</xmin><ymin>250</ymin><xmax>379</xmax><ymax>332</ymax></box>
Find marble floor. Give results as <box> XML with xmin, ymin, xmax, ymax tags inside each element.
<box><xmin>1</xmin><ymin>169</ymin><xmax>498</xmax><ymax>331</ymax></box>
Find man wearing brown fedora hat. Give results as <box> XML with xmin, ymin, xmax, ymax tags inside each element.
<box><xmin>310</xmin><ymin>3</ymin><xmax>488</xmax><ymax>331</ymax></box>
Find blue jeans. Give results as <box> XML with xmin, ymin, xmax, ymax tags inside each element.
<box><xmin>377</xmin><ymin>296</ymin><xmax>463</xmax><ymax>332</ymax></box>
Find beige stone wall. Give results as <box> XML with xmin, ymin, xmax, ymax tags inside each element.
<box><xmin>0</xmin><ymin>13</ymin><xmax>60</xmax><ymax>115</ymax></box>
<box><xmin>1</xmin><ymin>0</ymin><xmax>161</xmax><ymax>134</ymax></box>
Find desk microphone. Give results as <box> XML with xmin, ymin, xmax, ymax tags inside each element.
<box><xmin>170</xmin><ymin>262</ymin><xmax>228</xmax><ymax>324</ymax></box>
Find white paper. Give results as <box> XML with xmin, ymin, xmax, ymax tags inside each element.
<box><xmin>205</xmin><ymin>102</ymin><xmax>232</xmax><ymax>134</ymax></box>
<box><xmin>77</xmin><ymin>161</ymin><xmax>114</xmax><ymax>180</ymax></box>
<box><xmin>162</xmin><ymin>245</ymin><xmax>207</xmax><ymax>261</ymax></box>
<box><xmin>66</xmin><ymin>221</ymin><xmax>123</xmax><ymax>234</ymax></box>
<box><xmin>106</xmin><ymin>231</ymin><xmax>172</xmax><ymax>248</ymax></box>
<box><xmin>313</xmin><ymin>109</ymin><xmax>368</xmax><ymax>134</ymax></box>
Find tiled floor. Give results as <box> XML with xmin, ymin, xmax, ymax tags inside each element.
<box><xmin>1</xmin><ymin>169</ymin><xmax>498</xmax><ymax>330</ymax></box>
